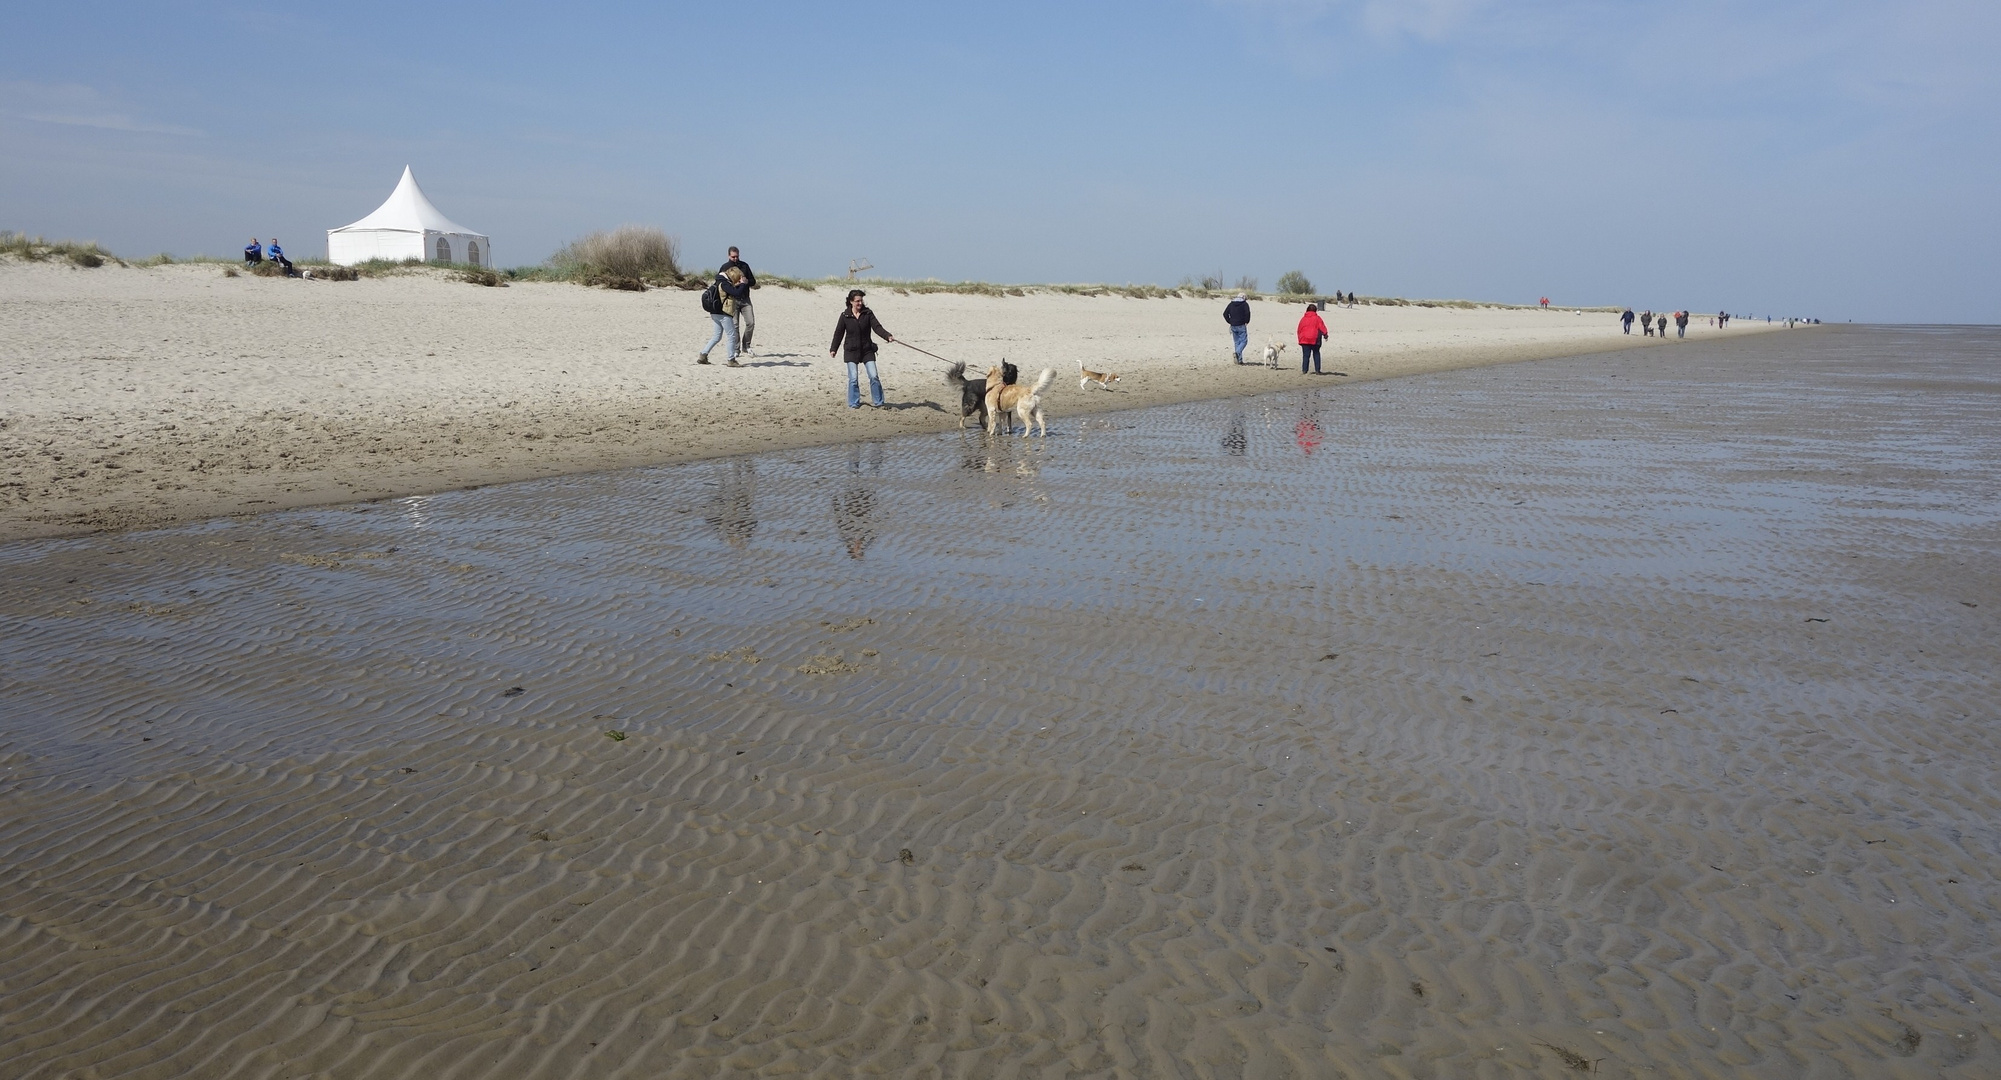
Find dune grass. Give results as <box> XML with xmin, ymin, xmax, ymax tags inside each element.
<box><xmin>758</xmin><ymin>276</ymin><xmax>1249</xmax><ymax>301</ymax></box>
<box><xmin>758</xmin><ymin>277</ymin><xmax>1619</xmax><ymax>312</ymax></box>
<box><xmin>2</xmin><ymin>230</ymin><xmax>1616</xmax><ymax>309</ymax></box>
<box><xmin>1</xmin><ymin>231</ymin><xmax>122</xmax><ymax>268</ymax></box>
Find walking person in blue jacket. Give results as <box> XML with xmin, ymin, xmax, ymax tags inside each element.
<box><xmin>1224</xmin><ymin>293</ymin><xmax>1251</xmax><ymax>364</ymax></box>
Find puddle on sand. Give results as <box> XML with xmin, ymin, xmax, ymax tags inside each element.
<box><xmin>1</xmin><ymin>325</ymin><xmax>1998</xmax><ymax>1078</ymax></box>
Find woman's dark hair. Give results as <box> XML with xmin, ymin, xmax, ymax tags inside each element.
<box><xmin>846</xmin><ymin>289</ymin><xmax>866</xmax><ymax>303</ymax></box>
<box><xmin>1306</xmin><ymin>303</ymin><xmax>1319</xmax><ymax>312</ymax></box>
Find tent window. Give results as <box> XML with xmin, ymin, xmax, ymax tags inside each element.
<box><xmin>466</xmin><ymin>241</ymin><xmax>480</xmax><ymax>267</ymax></box>
<box><xmin>436</xmin><ymin>238</ymin><xmax>452</xmax><ymax>263</ymax></box>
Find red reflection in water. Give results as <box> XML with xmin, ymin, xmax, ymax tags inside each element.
<box><xmin>1295</xmin><ymin>418</ymin><xmax>1323</xmax><ymax>455</ymax></box>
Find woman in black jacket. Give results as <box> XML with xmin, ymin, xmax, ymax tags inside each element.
<box><xmin>829</xmin><ymin>289</ymin><xmax>894</xmax><ymax>408</ymax></box>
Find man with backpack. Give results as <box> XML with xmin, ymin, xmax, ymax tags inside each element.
<box><xmin>698</xmin><ymin>266</ymin><xmax>750</xmax><ymax>366</ymax></box>
<box><xmin>720</xmin><ymin>246</ymin><xmax>758</xmax><ymax>355</ymax></box>
<box><xmin>1223</xmin><ymin>293</ymin><xmax>1251</xmax><ymax>364</ymax></box>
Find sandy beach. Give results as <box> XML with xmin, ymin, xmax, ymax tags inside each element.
<box><xmin>2</xmin><ymin>325</ymin><xmax>1996</xmax><ymax>1077</ymax></box>
<box><xmin>0</xmin><ymin>259</ymin><xmax>1771</xmax><ymax>541</ymax></box>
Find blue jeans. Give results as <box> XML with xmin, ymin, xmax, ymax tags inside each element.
<box><xmin>1230</xmin><ymin>324</ymin><xmax>1248</xmax><ymax>361</ymax></box>
<box><xmin>1300</xmin><ymin>343</ymin><xmax>1322</xmax><ymax>373</ymax></box>
<box><xmin>846</xmin><ymin>359</ymin><xmax>883</xmax><ymax>408</ymax></box>
<box><xmin>703</xmin><ymin>313</ymin><xmax>737</xmax><ymax>360</ymax></box>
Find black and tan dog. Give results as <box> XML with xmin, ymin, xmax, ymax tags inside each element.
<box><xmin>945</xmin><ymin>361</ymin><xmax>1018</xmax><ymax>429</ymax></box>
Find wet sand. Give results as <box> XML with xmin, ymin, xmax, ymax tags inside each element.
<box><xmin>2</xmin><ymin>326</ymin><xmax>1997</xmax><ymax>1077</ymax></box>
<box><xmin>0</xmin><ymin>259</ymin><xmax>1768</xmax><ymax>541</ymax></box>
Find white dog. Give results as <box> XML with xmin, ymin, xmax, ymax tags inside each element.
<box><xmin>1261</xmin><ymin>341</ymin><xmax>1289</xmax><ymax>369</ymax></box>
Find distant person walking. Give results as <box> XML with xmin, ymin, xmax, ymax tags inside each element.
<box><xmin>1224</xmin><ymin>293</ymin><xmax>1252</xmax><ymax>364</ymax></box>
<box><xmin>699</xmin><ymin>265</ymin><xmax>750</xmax><ymax>366</ymax></box>
<box><xmin>830</xmin><ymin>289</ymin><xmax>894</xmax><ymax>408</ymax></box>
<box><xmin>720</xmin><ymin>246</ymin><xmax>758</xmax><ymax>355</ymax></box>
<box><xmin>1621</xmin><ymin>308</ymin><xmax>1635</xmax><ymax>334</ymax></box>
<box><xmin>1297</xmin><ymin>303</ymin><xmax>1328</xmax><ymax>375</ymax></box>
<box><xmin>243</xmin><ymin>238</ymin><xmax>263</xmax><ymax>266</ymax></box>
<box><xmin>1641</xmin><ymin>310</ymin><xmax>1655</xmax><ymax>337</ymax></box>
<box><xmin>1675</xmin><ymin>310</ymin><xmax>1688</xmax><ymax>338</ymax></box>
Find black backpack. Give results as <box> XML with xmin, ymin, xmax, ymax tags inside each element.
<box><xmin>700</xmin><ymin>279</ymin><xmax>722</xmax><ymax>314</ymax></box>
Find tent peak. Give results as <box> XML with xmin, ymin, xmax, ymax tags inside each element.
<box><xmin>330</xmin><ymin>166</ymin><xmax>482</xmax><ymax>237</ymax></box>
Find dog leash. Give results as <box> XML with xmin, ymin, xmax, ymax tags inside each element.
<box><xmin>892</xmin><ymin>340</ymin><xmax>958</xmax><ymax>365</ymax></box>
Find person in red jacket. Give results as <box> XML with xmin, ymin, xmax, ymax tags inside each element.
<box><xmin>1296</xmin><ymin>303</ymin><xmax>1328</xmax><ymax>374</ymax></box>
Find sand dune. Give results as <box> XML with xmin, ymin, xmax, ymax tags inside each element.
<box><xmin>2</xmin><ymin>327</ymin><xmax>1995</xmax><ymax>1077</ymax></box>
<box><xmin>0</xmin><ymin>260</ymin><xmax>1767</xmax><ymax>540</ymax></box>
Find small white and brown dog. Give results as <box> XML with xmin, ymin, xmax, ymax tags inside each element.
<box><xmin>1261</xmin><ymin>341</ymin><xmax>1289</xmax><ymax>369</ymax></box>
<box><xmin>1077</xmin><ymin>359</ymin><xmax>1120</xmax><ymax>391</ymax></box>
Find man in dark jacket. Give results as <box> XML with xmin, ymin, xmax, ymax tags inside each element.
<box><xmin>1224</xmin><ymin>293</ymin><xmax>1252</xmax><ymax>364</ymax></box>
<box><xmin>720</xmin><ymin>246</ymin><xmax>758</xmax><ymax>355</ymax></box>
<box><xmin>1621</xmin><ymin>308</ymin><xmax>1635</xmax><ymax>334</ymax></box>
<box><xmin>829</xmin><ymin>289</ymin><xmax>894</xmax><ymax>408</ymax></box>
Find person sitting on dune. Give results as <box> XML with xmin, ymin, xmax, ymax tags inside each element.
<box><xmin>243</xmin><ymin>238</ymin><xmax>263</xmax><ymax>266</ymax></box>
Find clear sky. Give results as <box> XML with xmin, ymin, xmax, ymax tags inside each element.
<box><xmin>4</xmin><ymin>1</ymin><xmax>1996</xmax><ymax>322</ymax></box>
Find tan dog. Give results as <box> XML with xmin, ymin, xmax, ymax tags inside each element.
<box><xmin>986</xmin><ymin>365</ymin><xmax>1053</xmax><ymax>436</ymax></box>
<box><xmin>1077</xmin><ymin>359</ymin><xmax>1120</xmax><ymax>391</ymax></box>
<box><xmin>1261</xmin><ymin>341</ymin><xmax>1289</xmax><ymax>369</ymax></box>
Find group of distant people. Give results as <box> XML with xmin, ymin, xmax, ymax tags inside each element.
<box><xmin>243</xmin><ymin>237</ymin><xmax>293</xmax><ymax>276</ymax></box>
<box><xmin>690</xmin><ymin>254</ymin><xmax>1810</xmax><ymax>415</ymax></box>
<box><xmin>1621</xmin><ymin>308</ymin><xmax>1691</xmax><ymax>338</ymax></box>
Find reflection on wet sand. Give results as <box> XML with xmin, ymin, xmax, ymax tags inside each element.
<box><xmin>705</xmin><ymin>458</ymin><xmax>758</xmax><ymax>549</ymax></box>
<box><xmin>1294</xmin><ymin>404</ymin><xmax>1323</xmax><ymax>456</ymax></box>
<box><xmin>833</xmin><ymin>442</ymin><xmax>884</xmax><ymax>559</ymax></box>
<box><xmin>1222</xmin><ymin>411</ymin><xmax>1248</xmax><ymax>456</ymax></box>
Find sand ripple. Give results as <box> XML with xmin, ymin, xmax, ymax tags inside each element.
<box><xmin>2</xmin><ymin>327</ymin><xmax>1998</xmax><ymax>1076</ymax></box>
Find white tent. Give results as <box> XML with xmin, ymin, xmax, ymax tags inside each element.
<box><xmin>327</xmin><ymin>166</ymin><xmax>490</xmax><ymax>267</ymax></box>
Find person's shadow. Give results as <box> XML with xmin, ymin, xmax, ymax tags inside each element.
<box><xmin>737</xmin><ymin>359</ymin><xmax>811</xmax><ymax>368</ymax></box>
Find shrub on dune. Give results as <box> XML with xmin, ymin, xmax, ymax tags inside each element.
<box><xmin>550</xmin><ymin>226</ymin><xmax>682</xmax><ymax>289</ymax></box>
<box><xmin>1277</xmin><ymin>270</ymin><xmax>1314</xmax><ymax>296</ymax></box>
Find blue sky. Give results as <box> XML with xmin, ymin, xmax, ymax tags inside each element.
<box><xmin>3</xmin><ymin>1</ymin><xmax>1996</xmax><ymax>322</ymax></box>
